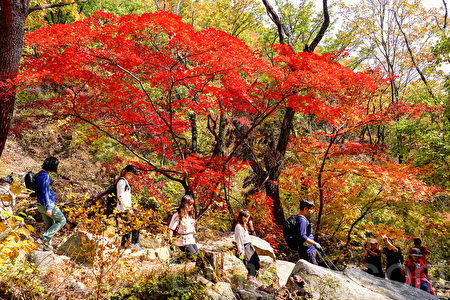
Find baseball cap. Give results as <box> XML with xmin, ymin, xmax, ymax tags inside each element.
<box><xmin>410</xmin><ymin>248</ymin><xmax>423</xmax><ymax>257</ymax></box>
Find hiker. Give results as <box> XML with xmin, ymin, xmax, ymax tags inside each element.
<box><xmin>168</xmin><ymin>195</ymin><xmax>199</xmax><ymax>259</ymax></box>
<box><xmin>296</xmin><ymin>199</ymin><xmax>322</xmax><ymax>265</ymax></box>
<box><xmin>35</xmin><ymin>157</ymin><xmax>66</xmax><ymax>251</ymax></box>
<box><xmin>379</xmin><ymin>234</ymin><xmax>405</xmax><ymax>283</ymax></box>
<box><xmin>403</xmin><ymin>248</ymin><xmax>435</xmax><ymax>294</ymax></box>
<box><xmin>235</xmin><ymin>209</ymin><xmax>260</xmax><ymax>287</ymax></box>
<box><xmin>115</xmin><ymin>165</ymin><xmax>142</xmax><ymax>251</ymax></box>
<box><xmin>409</xmin><ymin>238</ymin><xmax>431</xmax><ymax>278</ymax></box>
<box><xmin>364</xmin><ymin>238</ymin><xmax>384</xmax><ymax>278</ymax></box>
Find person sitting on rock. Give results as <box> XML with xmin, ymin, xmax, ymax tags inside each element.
<box><xmin>234</xmin><ymin>209</ymin><xmax>260</xmax><ymax>287</ymax></box>
<box><xmin>403</xmin><ymin>248</ymin><xmax>435</xmax><ymax>295</ymax></box>
<box><xmin>169</xmin><ymin>195</ymin><xmax>199</xmax><ymax>260</ymax></box>
<box><xmin>364</xmin><ymin>238</ymin><xmax>384</xmax><ymax>278</ymax></box>
<box><xmin>379</xmin><ymin>234</ymin><xmax>405</xmax><ymax>283</ymax></box>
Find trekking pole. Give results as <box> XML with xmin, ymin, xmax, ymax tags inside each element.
<box><xmin>317</xmin><ymin>249</ymin><xmax>340</xmax><ymax>271</ymax></box>
<box><xmin>316</xmin><ymin>250</ymin><xmax>332</xmax><ymax>269</ymax></box>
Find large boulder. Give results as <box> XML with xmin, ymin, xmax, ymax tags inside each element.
<box><xmin>56</xmin><ymin>230</ymin><xmax>116</xmax><ymax>265</ymax></box>
<box><xmin>250</xmin><ymin>236</ymin><xmax>276</xmax><ymax>261</ymax></box>
<box><xmin>28</xmin><ymin>250</ymin><xmax>70</xmax><ymax>271</ymax></box>
<box><xmin>289</xmin><ymin>259</ymin><xmax>438</xmax><ymax>300</ymax></box>
<box><xmin>276</xmin><ymin>260</ymin><xmax>296</xmax><ymax>287</ymax></box>
<box><xmin>139</xmin><ymin>231</ymin><xmax>163</xmax><ymax>249</ymax></box>
<box><xmin>235</xmin><ymin>289</ymin><xmax>275</xmax><ymax>300</ymax></box>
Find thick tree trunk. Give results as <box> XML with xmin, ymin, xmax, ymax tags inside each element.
<box><xmin>0</xmin><ymin>0</ymin><xmax>29</xmax><ymax>156</ymax></box>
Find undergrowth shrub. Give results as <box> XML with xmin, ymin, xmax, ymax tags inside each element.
<box><xmin>114</xmin><ymin>270</ymin><xmax>206</xmax><ymax>300</ymax></box>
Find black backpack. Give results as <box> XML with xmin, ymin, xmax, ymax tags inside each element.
<box><xmin>283</xmin><ymin>214</ymin><xmax>300</xmax><ymax>250</ymax></box>
<box><xmin>24</xmin><ymin>171</ymin><xmax>39</xmax><ymax>197</ymax></box>
<box><xmin>105</xmin><ymin>178</ymin><xmax>128</xmax><ymax>216</ymax></box>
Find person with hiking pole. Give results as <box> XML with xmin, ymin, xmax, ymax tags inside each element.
<box><xmin>115</xmin><ymin>165</ymin><xmax>142</xmax><ymax>251</ymax></box>
<box><xmin>296</xmin><ymin>199</ymin><xmax>322</xmax><ymax>265</ymax></box>
<box><xmin>35</xmin><ymin>157</ymin><xmax>66</xmax><ymax>251</ymax></box>
<box><xmin>235</xmin><ymin>209</ymin><xmax>260</xmax><ymax>287</ymax></box>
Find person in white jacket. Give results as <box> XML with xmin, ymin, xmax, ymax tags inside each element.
<box><xmin>116</xmin><ymin>165</ymin><xmax>141</xmax><ymax>251</ymax></box>
<box><xmin>235</xmin><ymin>209</ymin><xmax>260</xmax><ymax>287</ymax></box>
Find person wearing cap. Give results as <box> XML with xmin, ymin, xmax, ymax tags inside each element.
<box><xmin>364</xmin><ymin>237</ymin><xmax>384</xmax><ymax>278</ymax></box>
<box><xmin>116</xmin><ymin>165</ymin><xmax>142</xmax><ymax>251</ymax></box>
<box><xmin>35</xmin><ymin>157</ymin><xmax>66</xmax><ymax>251</ymax></box>
<box><xmin>168</xmin><ymin>194</ymin><xmax>199</xmax><ymax>259</ymax></box>
<box><xmin>409</xmin><ymin>238</ymin><xmax>431</xmax><ymax>277</ymax></box>
<box><xmin>403</xmin><ymin>247</ymin><xmax>435</xmax><ymax>294</ymax></box>
<box><xmin>296</xmin><ymin>199</ymin><xmax>322</xmax><ymax>265</ymax></box>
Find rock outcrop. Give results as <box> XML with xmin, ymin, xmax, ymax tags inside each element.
<box><xmin>288</xmin><ymin>259</ymin><xmax>438</xmax><ymax>300</ymax></box>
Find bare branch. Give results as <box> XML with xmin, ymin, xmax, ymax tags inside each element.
<box><xmin>393</xmin><ymin>10</ymin><xmax>437</xmax><ymax>103</ymax></box>
<box><xmin>28</xmin><ymin>0</ymin><xmax>88</xmax><ymax>15</ymax></box>
<box><xmin>261</xmin><ymin>0</ymin><xmax>286</xmax><ymax>45</ymax></box>
<box><xmin>304</xmin><ymin>0</ymin><xmax>329</xmax><ymax>53</ymax></box>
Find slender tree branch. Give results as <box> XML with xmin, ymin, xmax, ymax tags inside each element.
<box><xmin>28</xmin><ymin>0</ymin><xmax>88</xmax><ymax>15</ymax></box>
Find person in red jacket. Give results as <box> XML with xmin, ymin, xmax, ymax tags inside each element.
<box><xmin>403</xmin><ymin>248</ymin><xmax>434</xmax><ymax>295</ymax></box>
<box><xmin>409</xmin><ymin>238</ymin><xmax>431</xmax><ymax>277</ymax></box>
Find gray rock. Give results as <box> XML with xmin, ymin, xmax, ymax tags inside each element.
<box><xmin>28</xmin><ymin>250</ymin><xmax>70</xmax><ymax>271</ymax></box>
<box><xmin>344</xmin><ymin>268</ymin><xmax>438</xmax><ymax>300</ymax></box>
<box><xmin>276</xmin><ymin>260</ymin><xmax>295</xmax><ymax>287</ymax></box>
<box><xmin>250</xmin><ymin>236</ymin><xmax>276</xmax><ymax>261</ymax></box>
<box><xmin>56</xmin><ymin>230</ymin><xmax>115</xmax><ymax>265</ymax></box>
<box><xmin>289</xmin><ymin>259</ymin><xmax>438</xmax><ymax>300</ymax></box>
<box><xmin>236</xmin><ymin>289</ymin><xmax>275</xmax><ymax>300</ymax></box>
<box><xmin>223</xmin><ymin>252</ymin><xmax>247</xmax><ymax>277</ymax></box>
<box><xmin>213</xmin><ymin>282</ymin><xmax>235</xmax><ymax>299</ymax></box>
<box><xmin>139</xmin><ymin>231</ymin><xmax>163</xmax><ymax>248</ymax></box>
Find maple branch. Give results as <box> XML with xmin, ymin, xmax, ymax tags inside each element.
<box><xmin>28</xmin><ymin>0</ymin><xmax>88</xmax><ymax>15</ymax></box>
<box><xmin>66</xmin><ymin>111</ymin><xmax>184</xmax><ymax>184</ymax></box>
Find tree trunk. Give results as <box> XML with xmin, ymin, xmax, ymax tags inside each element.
<box><xmin>0</xmin><ymin>0</ymin><xmax>30</xmax><ymax>156</ymax></box>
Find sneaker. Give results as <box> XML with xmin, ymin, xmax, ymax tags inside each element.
<box><xmin>247</xmin><ymin>275</ymin><xmax>258</xmax><ymax>288</ymax></box>
<box><xmin>38</xmin><ymin>237</ymin><xmax>54</xmax><ymax>251</ymax></box>
<box><xmin>131</xmin><ymin>244</ymin><xmax>143</xmax><ymax>251</ymax></box>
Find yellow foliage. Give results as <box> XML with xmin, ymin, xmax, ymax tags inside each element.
<box><xmin>0</xmin><ymin>193</ymin><xmax>13</xmax><ymax>204</ymax></box>
<box><xmin>9</xmin><ymin>184</ymin><xmax>24</xmax><ymax>195</ymax></box>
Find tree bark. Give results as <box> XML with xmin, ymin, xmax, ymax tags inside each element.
<box><xmin>0</xmin><ymin>0</ymin><xmax>30</xmax><ymax>156</ymax></box>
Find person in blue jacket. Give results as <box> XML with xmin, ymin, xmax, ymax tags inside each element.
<box><xmin>296</xmin><ymin>199</ymin><xmax>322</xmax><ymax>265</ymax></box>
<box><xmin>35</xmin><ymin>157</ymin><xmax>66</xmax><ymax>251</ymax></box>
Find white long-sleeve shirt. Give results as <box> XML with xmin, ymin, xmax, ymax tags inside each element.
<box><xmin>116</xmin><ymin>178</ymin><xmax>132</xmax><ymax>213</ymax></box>
<box><xmin>234</xmin><ymin>223</ymin><xmax>251</xmax><ymax>255</ymax></box>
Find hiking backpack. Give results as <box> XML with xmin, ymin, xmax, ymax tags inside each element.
<box><xmin>105</xmin><ymin>178</ymin><xmax>129</xmax><ymax>216</ymax></box>
<box><xmin>24</xmin><ymin>171</ymin><xmax>38</xmax><ymax>197</ymax></box>
<box><xmin>283</xmin><ymin>214</ymin><xmax>300</xmax><ymax>250</ymax></box>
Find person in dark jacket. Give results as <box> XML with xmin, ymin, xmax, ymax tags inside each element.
<box><xmin>35</xmin><ymin>157</ymin><xmax>66</xmax><ymax>251</ymax></box>
<box><xmin>364</xmin><ymin>238</ymin><xmax>384</xmax><ymax>278</ymax></box>
<box><xmin>296</xmin><ymin>199</ymin><xmax>322</xmax><ymax>265</ymax></box>
<box><xmin>379</xmin><ymin>235</ymin><xmax>405</xmax><ymax>283</ymax></box>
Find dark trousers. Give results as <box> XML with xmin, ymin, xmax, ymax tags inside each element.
<box><xmin>299</xmin><ymin>251</ymin><xmax>317</xmax><ymax>265</ymax></box>
<box><xmin>243</xmin><ymin>243</ymin><xmax>260</xmax><ymax>277</ymax></box>
<box><xmin>117</xmin><ymin>212</ymin><xmax>140</xmax><ymax>247</ymax></box>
